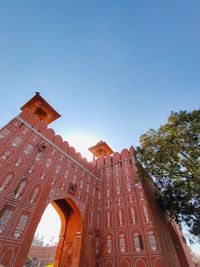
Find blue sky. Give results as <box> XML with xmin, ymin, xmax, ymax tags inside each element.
<box><xmin>0</xmin><ymin>0</ymin><xmax>199</xmax><ymax>255</ymax></box>
<box><xmin>0</xmin><ymin>0</ymin><xmax>199</xmax><ymax>156</ymax></box>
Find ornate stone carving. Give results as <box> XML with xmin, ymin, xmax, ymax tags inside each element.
<box><xmin>32</xmin><ymin>134</ymin><xmax>39</xmax><ymax>142</ymax></box>
<box><xmin>117</xmin><ymin>198</ymin><xmax>121</xmax><ymax>206</ymax></box>
<box><xmin>13</xmin><ymin>215</ymin><xmax>29</xmax><ymax>239</ymax></box>
<box><xmin>51</xmin><ymin>176</ymin><xmax>56</xmax><ymax>185</ymax></box>
<box><xmin>128</xmin><ymin>195</ymin><xmax>133</xmax><ymax>203</ymax></box>
<box><xmin>92</xmin><ymin>187</ymin><xmax>95</xmax><ymax>196</ymax></box>
<box><xmin>98</xmin><ymin>190</ymin><xmax>101</xmax><ymax>199</ymax></box>
<box><xmin>0</xmin><ymin>128</ymin><xmax>11</xmax><ymax>139</ymax></box>
<box><xmin>148</xmin><ymin>231</ymin><xmax>157</xmax><ymax>252</ymax></box>
<box><xmin>97</xmin><ymin>213</ymin><xmax>100</xmax><ymax>229</ymax></box>
<box><xmin>130</xmin><ymin>207</ymin><xmax>136</xmax><ymax>224</ymax></box>
<box><xmin>40</xmin><ymin>171</ymin><xmax>46</xmax><ymax>180</ymax></box>
<box><xmin>15</xmin><ymin>158</ymin><xmax>23</xmax><ymax>167</ymax></box>
<box><xmin>51</xmin><ymin>148</ymin><xmax>56</xmax><ymax>155</ymax></box>
<box><xmin>139</xmin><ymin>192</ymin><xmax>144</xmax><ymax>200</ymax></box>
<box><xmin>126</xmin><ymin>182</ymin><xmax>131</xmax><ymax>192</ymax></box>
<box><xmin>86</xmin><ymin>184</ymin><xmax>90</xmax><ymax>193</ymax></box>
<box><xmin>80</xmin><ymin>179</ymin><xmax>83</xmax><ymax>188</ymax></box>
<box><xmin>107</xmin><ymin>211</ymin><xmax>110</xmax><ymax>228</ymax></box>
<box><xmin>0</xmin><ymin>174</ymin><xmax>13</xmax><ymax>193</ymax></box>
<box><xmin>30</xmin><ymin>187</ymin><xmax>40</xmax><ymax>205</ymax></box>
<box><xmin>23</xmin><ymin>144</ymin><xmax>33</xmax><ymax>155</ymax></box>
<box><xmin>135</xmin><ymin>182</ymin><xmax>142</xmax><ymax>189</ymax></box>
<box><xmin>27</xmin><ymin>165</ymin><xmax>35</xmax><ymax>174</ymax></box>
<box><xmin>1</xmin><ymin>150</ymin><xmax>11</xmax><ymax>160</ymax></box>
<box><xmin>46</xmin><ymin>158</ymin><xmax>52</xmax><ymax>168</ymax></box>
<box><xmin>115</xmin><ymin>165</ymin><xmax>119</xmax><ymax>177</ymax></box>
<box><xmin>119</xmin><ymin>233</ymin><xmax>126</xmax><ymax>253</ymax></box>
<box><xmin>105</xmin><ymin>200</ymin><xmax>110</xmax><ymax>208</ymax></box>
<box><xmin>133</xmin><ymin>233</ymin><xmax>141</xmax><ymax>252</ymax></box>
<box><xmin>143</xmin><ymin>205</ymin><xmax>149</xmax><ymax>223</ymax></box>
<box><xmin>77</xmin><ymin>191</ymin><xmax>81</xmax><ymax>199</ymax></box>
<box><xmin>0</xmin><ymin>209</ymin><xmax>13</xmax><ymax>235</ymax></box>
<box><xmin>116</xmin><ymin>185</ymin><xmax>120</xmax><ymax>195</ymax></box>
<box><xmin>35</xmin><ymin>152</ymin><xmax>43</xmax><ymax>161</ymax></box>
<box><xmin>72</xmin><ymin>175</ymin><xmax>77</xmax><ymax>184</ymax></box>
<box><xmin>67</xmin><ymin>159</ymin><xmax>72</xmax><ymax>166</ymax></box>
<box><xmin>22</xmin><ymin>127</ymin><xmax>29</xmax><ymax>134</ymax></box>
<box><xmin>118</xmin><ymin>209</ymin><xmax>123</xmax><ymax>226</ymax></box>
<box><xmin>95</xmin><ymin>237</ymin><xmax>100</xmax><ymax>255</ymax></box>
<box><xmin>13</xmin><ymin>179</ymin><xmax>26</xmax><ymax>199</ymax></box>
<box><xmin>73</xmin><ymin>199</ymin><xmax>86</xmax><ymax>218</ymax></box>
<box><xmin>60</xmin><ymin>182</ymin><xmax>65</xmax><ymax>191</ymax></box>
<box><xmin>133</xmin><ymin>233</ymin><xmax>143</xmax><ymax>252</ymax></box>
<box><xmin>64</xmin><ymin>169</ymin><xmax>69</xmax><ymax>179</ymax></box>
<box><xmin>106</xmin><ymin>235</ymin><xmax>112</xmax><ymax>254</ymax></box>
<box><xmin>11</xmin><ymin>137</ymin><xmax>22</xmax><ymax>148</ymax></box>
<box><xmin>56</xmin><ymin>164</ymin><xmax>61</xmax><ymax>174</ymax></box>
<box><xmin>116</xmin><ymin>176</ymin><xmax>120</xmax><ymax>183</ymax></box>
<box><xmin>60</xmin><ymin>154</ymin><xmax>64</xmax><ymax>161</ymax></box>
<box><xmin>85</xmin><ymin>195</ymin><xmax>88</xmax><ymax>204</ymax></box>
<box><xmin>90</xmin><ymin>211</ymin><xmax>93</xmax><ymax>226</ymax></box>
<box><xmin>0</xmin><ymin>162</ymin><xmax>5</xmax><ymax>171</ymax></box>
<box><xmin>48</xmin><ymin>188</ymin><xmax>60</xmax><ymax>202</ymax></box>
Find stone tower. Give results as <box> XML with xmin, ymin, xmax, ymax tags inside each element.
<box><xmin>0</xmin><ymin>94</ymin><xmax>194</xmax><ymax>266</ymax></box>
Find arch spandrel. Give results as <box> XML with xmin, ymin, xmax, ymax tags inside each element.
<box><xmin>49</xmin><ymin>197</ymin><xmax>86</xmax><ymax>223</ymax></box>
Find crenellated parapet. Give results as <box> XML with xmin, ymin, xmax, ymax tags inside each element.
<box><xmin>17</xmin><ymin>108</ymin><xmax>100</xmax><ymax>179</ymax></box>
<box><xmin>95</xmin><ymin>146</ymin><xmax>135</xmax><ymax>169</ymax></box>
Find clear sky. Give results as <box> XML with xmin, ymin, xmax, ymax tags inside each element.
<box><xmin>0</xmin><ymin>0</ymin><xmax>199</xmax><ymax>256</ymax></box>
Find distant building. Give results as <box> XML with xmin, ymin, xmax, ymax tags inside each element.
<box><xmin>31</xmin><ymin>234</ymin><xmax>44</xmax><ymax>247</ymax></box>
<box><xmin>28</xmin><ymin>246</ymin><xmax>56</xmax><ymax>267</ymax></box>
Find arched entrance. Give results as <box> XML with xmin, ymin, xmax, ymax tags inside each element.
<box><xmin>52</xmin><ymin>198</ymin><xmax>82</xmax><ymax>267</ymax></box>
<box><xmin>27</xmin><ymin>198</ymin><xmax>82</xmax><ymax>267</ymax></box>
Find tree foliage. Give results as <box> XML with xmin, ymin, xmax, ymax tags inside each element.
<box><xmin>24</xmin><ymin>255</ymin><xmax>33</xmax><ymax>266</ymax></box>
<box><xmin>136</xmin><ymin>110</ymin><xmax>200</xmax><ymax>239</ymax></box>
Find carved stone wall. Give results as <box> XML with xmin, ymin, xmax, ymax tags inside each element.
<box><xmin>0</xmin><ymin>106</ymin><xmax>195</xmax><ymax>267</ymax></box>
<box><xmin>95</xmin><ymin>152</ymin><xmax>182</xmax><ymax>267</ymax></box>
<box><xmin>0</xmin><ymin>109</ymin><xmax>100</xmax><ymax>267</ymax></box>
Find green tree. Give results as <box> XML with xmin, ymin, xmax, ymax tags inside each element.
<box><xmin>136</xmin><ymin>110</ymin><xmax>200</xmax><ymax>240</ymax></box>
<box><xmin>24</xmin><ymin>255</ymin><xmax>33</xmax><ymax>266</ymax></box>
<box><xmin>196</xmin><ymin>255</ymin><xmax>200</xmax><ymax>266</ymax></box>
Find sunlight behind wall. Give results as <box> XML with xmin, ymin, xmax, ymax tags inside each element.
<box><xmin>35</xmin><ymin>204</ymin><xmax>61</xmax><ymax>244</ymax></box>
<box><xmin>63</xmin><ymin>132</ymin><xmax>100</xmax><ymax>161</ymax></box>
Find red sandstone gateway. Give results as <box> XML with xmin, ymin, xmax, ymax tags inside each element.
<box><xmin>0</xmin><ymin>94</ymin><xmax>195</xmax><ymax>267</ymax></box>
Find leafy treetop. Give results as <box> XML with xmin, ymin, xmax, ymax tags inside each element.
<box><xmin>136</xmin><ymin>110</ymin><xmax>200</xmax><ymax>240</ymax></box>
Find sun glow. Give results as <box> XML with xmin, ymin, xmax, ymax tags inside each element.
<box><xmin>34</xmin><ymin>204</ymin><xmax>61</xmax><ymax>244</ymax></box>
<box><xmin>63</xmin><ymin>132</ymin><xmax>99</xmax><ymax>161</ymax></box>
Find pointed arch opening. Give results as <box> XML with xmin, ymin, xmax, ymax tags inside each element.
<box><xmin>26</xmin><ymin>198</ymin><xmax>82</xmax><ymax>267</ymax></box>
<box><xmin>52</xmin><ymin>198</ymin><xmax>82</xmax><ymax>267</ymax></box>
